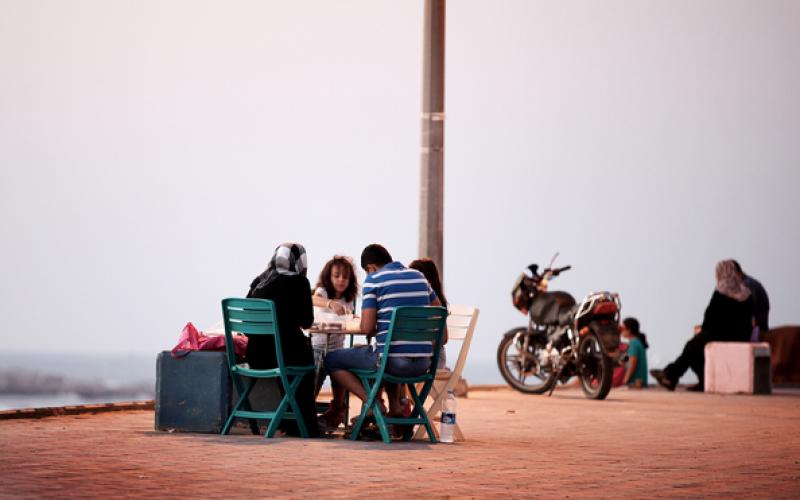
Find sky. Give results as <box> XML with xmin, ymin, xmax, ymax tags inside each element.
<box><xmin>1</xmin><ymin>0</ymin><xmax>798</xmax><ymax>384</ymax></box>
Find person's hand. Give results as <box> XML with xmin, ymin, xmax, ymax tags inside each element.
<box><xmin>328</xmin><ymin>300</ymin><xmax>346</xmax><ymax>315</ymax></box>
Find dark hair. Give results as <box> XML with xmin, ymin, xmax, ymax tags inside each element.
<box><xmin>623</xmin><ymin>317</ymin><xmax>649</xmax><ymax>349</ymax></box>
<box><xmin>315</xmin><ymin>256</ymin><xmax>359</xmax><ymax>303</ymax></box>
<box><xmin>360</xmin><ymin>244</ymin><xmax>393</xmax><ymax>271</ymax></box>
<box><xmin>732</xmin><ymin>260</ymin><xmax>743</xmax><ymax>275</ymax></box>
<box><xmin>409</xmin><ymin>258</ymin><xmax>448</xmax><ymax>308</ymax></box>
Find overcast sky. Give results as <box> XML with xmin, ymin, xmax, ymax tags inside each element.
<box><xmin>1</xmin><ymin>0</ymin><xmax>798</xmax><ymax>383</ymax></box>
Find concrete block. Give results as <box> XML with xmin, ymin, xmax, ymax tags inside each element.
<box><xmin>704</xmin><ymin>342</ymin><xmax>772</xmax><ymax>395</ymax></box>
<box><xmin>155</xmin><ymin>351</ymin><xmax>230</xmax><ymax>433</ymax></box>
<box><xmin>155</xmin><ymin>351</ymin><xmax>281</xmax><ymax>433</ymax></box>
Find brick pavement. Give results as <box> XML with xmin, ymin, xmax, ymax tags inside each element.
<box><xmin>1</xmin><ymin>387</ymin><xmax>799</xmax><ymax>498</ymax></box>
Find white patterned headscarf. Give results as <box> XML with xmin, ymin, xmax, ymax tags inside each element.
<box><xmin>248</xmin><ymin>242</ymin><xmax>308</xmax><ymax>295</ymax></box>
<box><xmin>715</xmin><ymin>259</ymin><xmax>751</xmax><ymax>302</ymax></box>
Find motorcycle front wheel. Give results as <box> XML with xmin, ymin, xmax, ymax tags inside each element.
<box><xmin>497</xmin><ymin>327</ymin><xmax>557</xmax><ymax>394</ymax></box>
<box><xmin>577</xmin><ymin>331</ymin><xmax>613</xmax><ymax>400</ymax></box>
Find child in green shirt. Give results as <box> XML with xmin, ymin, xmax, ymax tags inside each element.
<box><xmin>621</xmin><ymin>317</ymin><xmax>649</xmax><ymax>388</ymax></box>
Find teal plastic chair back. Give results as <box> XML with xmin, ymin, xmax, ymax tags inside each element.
<box><xmin>350</xmin><ymin>305</ymin><xmax>448</xmax><ymax>443</ymax></box>
<box><xmin>220</xmin><ymin>297</ymin><xmax>315</xmax><ymax>438</ymax></box>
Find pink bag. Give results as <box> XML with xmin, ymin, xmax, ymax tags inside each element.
<box><xmin>171</xmin><ymin>322</ymin><xmax>248</xmax><ymax>359</ymax></box>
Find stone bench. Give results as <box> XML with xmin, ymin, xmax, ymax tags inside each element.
<box><xmin>154</xmin><ymin>351</ymin><xmax>281</xmax><ymax>433</ymax></box>
<box><xmin>704</xmin><ymin>342</ymin><xmax>771</xmax><ymax>395</ymax></box>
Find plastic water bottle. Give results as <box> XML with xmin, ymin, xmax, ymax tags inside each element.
<box><xmin>439</xmin><ymin>390</ymin><xmax>457</xmax><ymax>443</ymax></box>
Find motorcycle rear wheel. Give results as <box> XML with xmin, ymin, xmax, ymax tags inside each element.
<box><xmin>497</xmin><ymin>327</ymin><xmax>557</xmax><ymax>394</ymax></box>
<box><xmin>577</xmin><ymin>331</ymin><xmax>613</xmax><ymax>400</ymax></box>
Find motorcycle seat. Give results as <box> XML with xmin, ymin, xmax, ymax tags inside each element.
<box><xmin>529</xmin><ymin>292</ymin><xmax>576</xmax><ymax>326</ymax></box>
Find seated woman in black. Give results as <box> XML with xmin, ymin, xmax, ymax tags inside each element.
<box><xmin>246</xmin><ymin>242</ymin><xmax>318</xmax><ymax>437</ymax></box>
<box><xmin>653</xmin><ymin>259</ymin><xmax>754</xmax><ymax>391</ymax></box>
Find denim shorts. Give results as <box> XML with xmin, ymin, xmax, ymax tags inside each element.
<box><xmin>324</xmin><ymin>346</ymin><xmax>431</xmax><ymax>377</ymax></box>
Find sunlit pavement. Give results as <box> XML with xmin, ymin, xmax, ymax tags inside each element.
<box><xmin>1</xmin><ymin>386</ymin><xmax>799</xmax><ymax>498</ymax></box>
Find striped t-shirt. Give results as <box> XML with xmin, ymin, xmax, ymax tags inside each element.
<box><xmin>362</xmin><ymin>261</ymin><xmax>437</xmax><ymax>357</ymax></box>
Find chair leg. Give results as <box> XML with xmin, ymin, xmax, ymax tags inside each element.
<box><xmin>284</xmin><ymin>375</ymin><xmax>309</xmax><ymax>438</ymax></box>
<box><xmin>414</xmin><ymin>391</ymin><xmax>443</xmax><ymax>440</ymax></box>
<box><xmin>427</xmin><ymin>380</ymin><xmax>443</xmax><ymax>406</ymax></box>
<box><xmin>221</xmin><ymin>407</ymin><xmax>237</xmax><ymax>436</ymax></box>
<box><xmin>414</xmin><ymin>376</ymin><xmax>454</xmax><ymax>440</ymax></box>
<box><xmin>242</xmin><ymin>379</ymin><xmax>261</xmax><ymax>435</ymax></box>
<box><xmin>372</xmin><ymin>405</ymin><xmax>392</xmax><ymax>444</ymax></box>
<box><xmin>265</xmin><ymin>393</ymin><xmax>291</xmax><ymax>438</ymax></box>
<box><xmin>350</xmin><ymin>378</ymin><xmax>380</xmax><ymax>441</ymax></box>
<box><xmin>401</xmin><ymin>384</ymin><xmax>417</xmax><ymax>441</ymax></box>
<box><xmin>223</xmin><ymin>377</ymin><xmax>257</xmax><ymax>435</ymax></box>
<box><xmin>416</xmin><ymin>404</ymin><xmax>437</xmax><ymax>444</ymax></box>
<box><xmin>349</xmin><ymin>402</ymin><xmax>370</xmax><ymax>440</ymax></box>
<box><xmin>407</xmin><ymin>384</ymin><xmax>436</xmax><ymax>443</ymax></box>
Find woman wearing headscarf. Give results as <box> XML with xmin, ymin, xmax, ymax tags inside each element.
<box><xmin>652</xmin><ymin>260</ymin><xmax>754</xmax><ymax>392</ymax></box>
<box><xmin>246</xmin><ymin>242</ymin><xmax>318</xmax><ymax>436</ymax></box>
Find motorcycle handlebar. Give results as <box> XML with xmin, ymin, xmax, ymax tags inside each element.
<box><xmin>527</xmin><ymin>264</ymin><xmax>571</xmax><ymax>279</ymax></box>
<box><xmin>542</xmin><ymin>265</ymin><xmax>571</xmax><ymax>277</ymax></box>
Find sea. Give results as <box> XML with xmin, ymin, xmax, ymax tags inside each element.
<box><xmin>0</xmin><ymin>350</ymin><xmax>505</xmax><ymax>411</ymax></box>
<box><xmin>0</xmin><ymin>351</ymin><xmax>156</xmax><ymax>411</ymax></box>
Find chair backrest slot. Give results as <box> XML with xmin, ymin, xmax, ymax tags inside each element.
<box><xmin>227</xmin><ymin>321</ymin><xmax>276</xmax><ymax>335</ymax></box>
<box><xmin>446</xmin><ymin>326</ymin><xmax>469</xmax><ymax>341</ymax></box>
<box><xmin>226</xmin><ymin>308</ymin><xmax>276</xmax><ymax>323</ymax></box>
<box><xmin>447</xmin><ymin>315</ymin><xmax>474</xmax><ymax>329</ymax></box>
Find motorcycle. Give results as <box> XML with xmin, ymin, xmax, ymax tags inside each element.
<box><xmin>496</xmin><ymin>254</ymin><xmax>624</xmax><ymax>400</ymax></box>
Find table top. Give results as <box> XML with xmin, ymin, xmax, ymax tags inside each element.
<box><xmin>307</xmin><ymin>326</ymin><xmax>365</xmax><ymax>335</ymax></box>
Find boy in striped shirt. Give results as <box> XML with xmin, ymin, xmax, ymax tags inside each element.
<box><xmin>325</xmin><ymin>243</ymin><xmax>443</xmax><ymax>417</ymax></box>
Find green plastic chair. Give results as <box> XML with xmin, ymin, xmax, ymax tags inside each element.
<box><xmin>220</xmin><ymin>298</ymin><xmax>316</xmax><ymax>438</ymax></box>
<box><xmin>350</xmin><ymin>306</ymin><xmax>448</xmax><ymax>444</ymax></box>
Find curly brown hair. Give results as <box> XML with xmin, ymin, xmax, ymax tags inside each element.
<box><xmin>315</xmin><ymin>256</ymin><xmax>359</xmax><ymax>303</ymax></box>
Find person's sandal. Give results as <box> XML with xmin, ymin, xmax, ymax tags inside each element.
<box><xmin>350</xmin><ymin>410</ymin><xmax>376</xmax><ymax>428</ymax></box>
<box><xmin>322</xmin><ymin>400</ymin><xmax>347</xmax><ymax>432</ymax></box>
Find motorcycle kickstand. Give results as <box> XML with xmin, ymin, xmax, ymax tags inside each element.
<box><xmin>547</xmin><ymin>367</ymin><xmax>564</xmax><ymax>397</ymax></box>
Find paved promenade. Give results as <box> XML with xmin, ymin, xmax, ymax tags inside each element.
<box><xmin>1</xmin><ymin>387</ymin><xmax>799</xmax><ymax>498</ymax></box>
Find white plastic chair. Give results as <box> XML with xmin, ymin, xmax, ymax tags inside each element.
<box><xmin>414</xmin><ymin>304</ymin><xmax>479</xmax><ymax>441</ymax></box>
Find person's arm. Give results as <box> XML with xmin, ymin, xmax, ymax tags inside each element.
<box><xmin>430</xmin><ymin>297</ymin><xmax>448</xmax><ymax>345</ymax></box>
<box><xmin>622</xmin><ymin>355</ymin><xmax>638</xmax><ymax>386</ymax></box>
<box><xmin>700</xmin><ymin>292</ymin><xmax>719</xmax><ymax>337</ymax></box>
<box><xmin>360</xmin><ymin>308</ymin><xmax>377</xmax><ymax>339</ymax></box>
<box><xmin>311</xmin><ymin>293</ymin><xmax>346</xmax><ymax>315</ymax></box>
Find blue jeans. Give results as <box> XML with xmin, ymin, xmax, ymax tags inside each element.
<box><xmin>324</xmin><ymin>346</ymin><xmax>431</xmax><ymax>377</ymax></box>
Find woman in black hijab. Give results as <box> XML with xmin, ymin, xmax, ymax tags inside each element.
<box><xmin>652</xmin><ymin>260</ymin><xmax>754</xmax><ymax>392</ymax></box>
<box><xmin>246</xmin><ymin>242</ymin><xmax>318</xmax><ymax>436</ymax></box>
